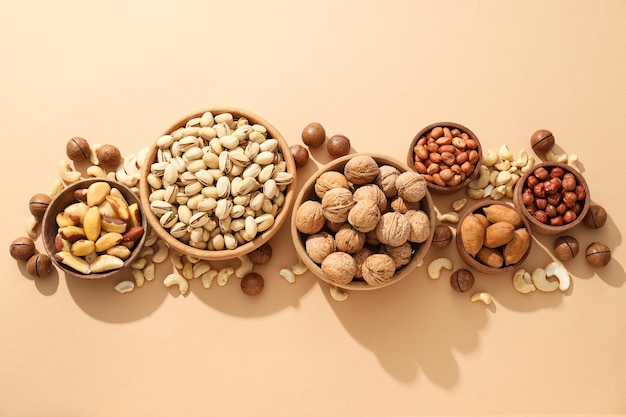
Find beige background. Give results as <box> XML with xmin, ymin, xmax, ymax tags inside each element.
<box><xmin>1</xmin><ymin>1</ymin><xmax>625</xmax><ymax>416</ymax></box>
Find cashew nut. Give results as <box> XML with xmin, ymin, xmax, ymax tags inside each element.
<box><xmin>531</xmin><ymin>268</ymin><xmax>559</xmax><ymax>292</ymax></box>
<box><xmin>192</xmin><ymin>261</ymin><xmax>211</xmax><ymax>279</ymax></box>
<box><xmin>513</xmin><ymin>268</ymin><xmax>535</xmax><ymax>293</ymax></box>
<box><xmin>416</xmin><ymin>260</ymin><xmax>424</xmax><ymax>268</ymax></box>
<box><xmin>292</xmin><ymin>259</ymin><xmax>308</xmax><ymax>275</ymax></box>
<box><xmin>171</xmin><ymin>251</ymin><xmax>184</xmax><ymax>270</ymax></box>
<box><xmin>86</xmin><ymin>165</ymin><xmax>107</xmax><ymax>178</ymax></box>
<box><xmin>152</xmin><ymin>240</ymin><xmax>170</xmax><ymax>264</ymax></box>
<box><xmin>439</xmin><ymin>212</ymin><xmax>460</xmax><ymax>224</ymax></box>
<box><xmin>131</xmin><ymin>269</ymin><xmax>145</xmax><ymax>288</ymax></box>
<box><xmin>235</xmin><ymin>255</ymin><xmax>254</xmax><ymax>278</ymax></box>
<box><xmin>58</xmin><ymin>160</ymin><xmax>81</xmax><ymax>184</ymax></box>
<box><xmin>217</xmin><ymin>267</ymin><xmax>235</xmax><ymax>286</ymax></box>
<box><xmin>131</xmin><ymin>257</ymin><xmax>147</xmax><ymax>270</ymax></box>
<box><xmin>483</xmin><ymin>149</ymin><xmax>498</xmax><ymax>167</ymax></box>
<box><xmin>114</xmin><ymin>280</ymin><xmax>135</xmax><ymax>294</ymax></box>
<box><xmin>201</xmin><ymin>269</ymin><xmax>218</xmax><ymax>288</ymax></box>
<box><xmin>136</xmin><ymin>146</ymin><xmax>150</xmax><ymax>169</ymax></box>
<box><xmin>498</xmin><ymin>144</ymin><xmax>514</xmax><ymax>161</ymax></box>
<box><xmin>452</xmin><ymin>198</ymin><xmax>467</xmax><ymax>212</ymax></box>
<box><xmin>546</xmin><ymin>150</ymin><xmax>567</xmax><ymax>163</ymax></box>
<box><xmin>471</xmin><ymin>292</ymin><xmax>492</xmax><ymax>305</ymax></box>
<box><xmin>164</xmin><ymin>273</ymin><xmax>189</xmax><ymax>295</ymax></box>
<box><xmin>116</xmin><ymin>164</ymin><xmax>139</xmax><ymax>188</ymax></box>
<box><xmin>495</xmin><ymin>170</ymin><xmax>512</xmax><ymax>187</ymax></box>
<box><xmin>279</xmin><ymin>268</ymin><xmax>296</xmax><ymax>283</ymax></box>
<box><xmin>330</xmin><ymin>285</ymin><xmax>349</xmax><ymax>302</ymax></box>
<box><xmin>427</xmin><ymin>257</ymin><xmax>453</xmax><ymax>279</ymax></box>
<box><xmin>138</xmin><ymin>246</ymin><xmax>154</xmax><ymax>258</ymax></box>
<box><xmin>490</xmin><ymin>184</ymin><xmax>506</xmax><ymax>200</ymax></box>
<box><xmin>520</xmin><ymin>155</ymin><xmax>536</xmax><ymax>173</ymax></box>
<box><xmin>493</xmin><ymin>159</ymin><xmax>511</xmax><ymax>171</ymax></box>
<box><xmin>182</xmin><ymin>261</ymin><xmax>194</xmax><ymax>280</ymax></box>
<box><xmin>49</xmin><ymin>179</ymin><xmax>64</xmax><ymax>198</ymax></box>
<box><xmin>25</xmin><ymin>215</ymin><xmax>40</xmax><ymax>239</ymax></box>
<box><xmin>89</xmin><ymin>144</ymin><xmax>101</xmax><ymax>165</ymax></box>
<box><xmin>511</xmin><ymin>149</ymin><xmax>529</xmax><ymax>168</ymax></box>
<box><xmin>545</xmin><ymin>261</ymin><xmax>571</xmax><ymax>291</ymax></box>
<box><xmin>466</xmin><ymin>188</ymin><xmax>485</xmax><ymax>199</ymax></box>
<box><xmin>143</xmin><ymin>261</ymin><xmax>155</xmax><ymax>281</ymax></box>
<box><xmin>468</xmin><ymin>165</ymin><xmax>490</xmax><ymax>189</ymax></box>
<box><xmin>567</xmin><ymin>154</ymin><xmax>580</xmax><ymax>172</ymax></box>
<box><xmin>144</xmin><ymin>231</ymin><xmax>159</xmax><ymax>247</ymax></box>
<box><xmin>123</xmin><ymin>154</ymin><xmax>140</xmax><ymax>176</ymax></box>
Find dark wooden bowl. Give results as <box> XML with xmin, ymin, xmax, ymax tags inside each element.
<box><xmin>139</xmin><ymin>107</ymin><xmax>297</xmax><ymax>261</ymax></box>
<box><xmin>513</xmin><ymin>161</ymin><xmax>590</xmax><ymax>235</ymax></box>
<box><xmin>42</xmin><ymin>178</ymin><xmax>147</xmax><ymax>279</ymax></box>
<box><xmin>456</xmin><ymin>200</ymin><xmax>533</xmax><ymax>275</ymax></box>
<box><xmin>407</xmin><ymin>122</ymin><xmax>483</xmax><ymax>194</ymax></box>
<box><xmin>291</xmin><ymin>153</ymin><xmax>436</xmax><ymax>291</ymax></box>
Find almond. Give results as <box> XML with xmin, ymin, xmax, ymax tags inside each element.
<box><xmin>503</xmin><ymin>228</ymin><xmax>531</xmax><ymax>265</ymax></box>
<box><xmin>460</xmin><ymin>214</ymin><xmax>485</xmax><ymax>256</ymax></box>
<box><xmin>483</xmin><ymin>204</ymin><xmax>522</xmax><ymax>228</ymax></box>
<box><xmin>484</xmin><ymin>221</ymin><xmax>515</xmax><ymax>248</ymax></box>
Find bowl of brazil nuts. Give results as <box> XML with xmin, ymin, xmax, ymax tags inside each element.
<box><xmin>407</xmin><ymin>122</ymin><xmax>483</xmax><ymax>194</ymax></box>
<box><xmin>513</xmin><ymin>161</ymin><xmax>590</xmax><ymax>234</ymax></box>
<box><xmin>291</xmin><ymin>153</ymin><xmax>436</xmax><ymax>291</ymax></box>
<box><xmin>456</xmin><ymin>200</ymin><xmax>533</xmax><ymax>275</ymax></box>
<box><xmin>42</xmin><ymin>178</ymin><xmax>148</xmax><ymax>279</ymax></box>
<box><xmin>139</xmin><ymin>108</ymin><xmax>297</xmax><ymax>261</ymax></box>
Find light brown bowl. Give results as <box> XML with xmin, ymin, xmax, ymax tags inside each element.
<box><xmin>456</xmin><ymin>200</ymin><xmax>533</xmax><ymax>275</ymax></box>
<box><xmin>407</xmin><ymin>122</ymin><xmax>483</xmax><ymax>194</ymax></box>
<box><xmin>42</xmin><ymin>178</ymin><xmax>147</xmax><ymax>279</ymax></box>
<box><xmin>291</xmin><ymin>153</ymin><xmax>436</xmax><ymax>291</ymax></box>
<box><xmin>513</xmin><ymin>161</ymin><xmax>590</xmax><ymax>235</ymax></box>
<box><xmin>139</xmin><ymin>107</ymin><xmax>297</xmax><ymax>261</ymax></box>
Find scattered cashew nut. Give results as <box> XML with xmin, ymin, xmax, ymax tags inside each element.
<box><xmin>164</xmin><ymin>273</ymin><xmax>189</xmax><ymax>295</ymax></box>
<box><xmin>152</xmin><ymin>240</ymin><xmax>170</xmax><ymax>263</ymax></box>
<box><xmin>171</xmin><ymin>251</ymin><xmax>184</xmax><ymax>270</ymax></box>
<box><xmin>25</xmin><ymin>215</ymin><xmax>40</xmax><ymax>239</ymax></box>
<box><xmin>58</xmin><ymin>160</ymin><xmax>82</xmax><ymax>184</ymax></box>
<box><xmin>466</xmin><ymin>188</ymin><xmax>485</xmax><ymax>199</ymax></box>
<box><xmin>468</xmin><ymin>165</ymin><xmax>490</xmax><ymax>189</ymax></box>
<box><xmin>279</xmin><ymin>268</ymin><xmax>296</xmax><ymax>283</ymax></box>
<box><xmin>531</xmin><ymin>268</ymin><xmax>559</xmax><ymax>292</ymax></box>
<box><xmin>143</xmin><ymin>261</ymin><xmax>155</xmax><ymax>281</ymax></box>
<box><xmin>291</xmin><ymin>259</ymin><xmax>308</xmax><ymax>275</ymax></box>
<box><xmin>482</xmin><ymin>149</ymin><xmax>498</xmax><ymax>167</ymax></box>
<box><xmin>452</xmin><ymin>198</ymin><xmax>467</xmax><ymax>212</ymax></box>
<box><xmin>89</xmin><ymin>144</ymin><xmax>101</xmax><ymax>165</ymax></box>
<box><xmin>513</xmin><ymin>268</ymin><xmax>536</xmax><ymax>293</ymax></box>
<box><xmin>235</xmin><ymin>255</ymin><xmax>254</xmax><ymax>278</ymax></box>
<box><xmin>217</xmin><ymin>267</ymin><xmax>235</xmax><ymax>286</ymax></box>
<box><xmin>498</xmin><ymin>144</ymin><xmax>514</xmax><ymax>161</ymax></box>
<box><xmin>330</xmin><ymin>286</ymin><xmax>349</xmax><ymax>302</ymax></box>
<box><xmin>545</xmin><ymin>261</ymin><xmax>571</xmax><ymax>291</ymax></box>
<box><xmin>114</xmin><ymin>280</ymin><xmax>135</xmax><ymax>294</ymax></box>
<box><xmin>471</xmin><ymin>292</ymin><xmax>492</xmax><ymax>305</ymax></box>
<box><xmin>427</xmin><ymin>257</ymin><xmax>453</xmax><ymax>279</ymax></box>
<box><xmin>567</xmin><ymin>154</ymin><xmax>580</xmax><ymax>172</ymax></box>
<box><xmin>201</xmin><ymin>270</ymin><xmax>218</xmax><ymax>288</ymax></box>
<box><xmin>49</xmin><ymin>179</ymin><xmax>65</xmax><ymax>198</ymax></box>
<box><xmin>131</xmin><ymin>269</ymin><xmax>145</xmax><ymax>288</ymax></box>
<box><xmin>546</xmin><ymin>150</ymin><xmax>567</xmax><ymax>163</ymax></box>
<box><xmin>87</xmin><ymin>165</ymin><xmax>107</xmax><ymax>178</ymax></box>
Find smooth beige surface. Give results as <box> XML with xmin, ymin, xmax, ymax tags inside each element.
<box><xmin>1</xmin><ymin>1</ymin><xmax>625</xmax><ymax>416</ymax></box>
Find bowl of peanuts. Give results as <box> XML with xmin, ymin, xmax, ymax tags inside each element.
<box><xmin>291</xmin><ymin>153</ymin><xmax>436</xmax><ymax>291</ymax></box>
<box><xmin>42</xmin><ymin>178</ymin><xmax>148</xmax><ymax>279</ymax></box>
<box><xmin>513</xmin><ymin>161</ymin><xmax>590</xmax><ymax>234</ymax></box>
<box><xmin>139</xmin><ymin>108</ymin><xmax>297</xmax><ymax>261</ymax></box>
<box><xmin>407</xmin><ymin>122</ymin><xmax>483</xmax><ymax>194</ymax></box>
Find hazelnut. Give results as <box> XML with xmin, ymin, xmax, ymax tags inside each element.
<box><xmin>327</xmin><ymin>134</ymin><xmax>351</xmax><ymax>158</ymax></box>
<box><xmin>585</xmin><ymin>241</ymin><xmax>611</xmax><ymax>268</ymax></box>
<box><xmin>314</xmin><ymin>171</ymin><xmax>350</xmax><ymax>199</ymax></box>
<box><xmin>96</xmin><ymin>144</ymin><xmax>122</xmax><ymax>168</ymax></box>
<box><xmin>347</xmin><ymin>199</ymin><xmax>381</xmax><ymax>233</ymax></box>
<box><xmin>66</xmin><ymin>137</ymin><xmax>91</xmax><ymax>161</ymax></box>
<box><xmin>344</xmin><ymin>155</ymin><xmax>380</xmax><ymax>185</ymax></box>
<box><xmin>530</xmin><ymin>129</ymin><xmax>555</xmax><ymax>153</ymax></box>
<box><xmin>241</xmin><ymin>272</ymin><xmax>264</xmax><ymax>296</ymax></box>
<box><xmin>302</xmin><ymin>122</ymin><xmax>326</xmax><ymax>147</ymax></box>
<box><xmin>553</xmin><ymin>235</ymin><xmax>579</xmax><ymax>261</ymax></box>
<box><xmin>321</xmin><ymin>252</ymin><xmax>356</xmax><ymax>285</ymax></box>
<box><xmin>375</xmin><ymin>212</ymin><xmax>411</xmax><ymax>247</ymax></box>
<box><xmin>29</xmin><ymin>193</ymin><xmax>51</xmax><ymax>219</ymax></box>
<box><xmin>305</xmin><ymin>232</ymin><xmax>336</xmax><ymax>264</ymax></box>
<box><xmin>26</xmin><ymin>253</ymin><xmax>53</xmax><ymax>278</ymax></box>
<box><xmin>450</xmin><ymin>269</ymin><xmax>474</xmax><ymax>293</ymax></box>
<box><xmin>295</xmin><ymin>200</ymin><xmax>326</xmax><ymax>235</ymax></box>
<box><xmin>248</xmin><ymin>242</ymin><xmax>272</xmax><ymax>265</ymax></box>
<box><xmin>334</xmin><ymin>225</ymin><xmax>366</xmax><ymax>254</ymax></box>
<box><xmin>383</xmin><ymin>242</ymin><xmax>413</xmax><ymax>268</ymax></box>
<box><xmin>10</xmin><ymin>237</ymin><xmax>37</xmax><ymax>262</ymax></box>
<box><xmin>361</xmin><ymin>254</ymin><xmax>396</xmax><ymax>286</ymax></box>
<box><xmin>290</xmin><ymin>144</ymin><xmax>310</xmax><ymax>168</ymax></box>
<box><xmin>583</xmin><ymin>205</ymin><xmax>607</xmax><ymax>229</ymax></box>
<box><xmin>395</xmin><ymin>171</ymin><xmax>427</xmax><ymax>203</ymax></box>
<box><xmin>431</xmin><ymin>224</ymin><xmax>453</xmax><ymax>248</ymax></box>
<box><xmin>375</xmin><ymin>165</ymin><xmax>400</xmax><ymax>198</ymax></box>
<box><xmin>321</xmin><ymin>187</ymin><xmax>355</xmax><ymax>223</ymax></box>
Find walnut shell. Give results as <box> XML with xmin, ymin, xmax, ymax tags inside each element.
<box><xmin>347</xmin><ymin>199</ymin><xmax>381</xmax><ymax>233</ymax></box>
<box><xmin>390</xmin><ymin>196</ymin><xmax>420</xmax><ymax>214</ymax></box>
<box><xmin>344</xmin><ymin>155</ymin><xmax>380</xmax><ymax>185</ymax></box>
<box><xmin>375</xmin><ymin>165</ymin><xmax>400</xmax><ymax>198</ymax></box>
<box><xmin>353</xmin><ymin>247</ymin><xmax>374</xmax><ymax>278</ymax></box>
<box><xmin>383</xmin><ymin>242</ymin><xmax>413</xmax><ymax>268</ymax></box>
<box><xmin>361</xmin><ymin>254</ymin><xmax>396</xmax><ymax>286</ymax></box>
<box><xmin>405</xmin><ymin>209</ymin><xmax>431</xmax><ymax>243</ymax></box>
<box><xmin>321</xmin><ymin>252</ymin><xmax>356</xmax><ymax>285</ymax></box>
<box><xmin>395</xmin><ymin>171</ymin><xmax>427</xmax><ymax>203</ymax></box>
<box><xmin>295</xmin><ymin>200</ymin><xmax>326</xmax><ymax>235</ymax></box>
<box><xmin>321</xmin><ymin>187</ymin><xmax>355</xmax><ymax>223</ymax></box>
<box><xmin>314</xmin><ymin>171</ymin><xmax>350</xmax><ymax>199</ymax></box>
<box><xmin>335</xmin><ymin>225</ymin><xmax>366</xmax><ymax>254</ymax></box>
<box><xmin>353</xmin><ymin>184</ymin><xmax>387</xmax><ymax>213</ymax></box>
<box><xmin>375</xmin><ymin>212</ymin><xmax>410</xmax><ymax>247</ymax></box>
<box><xmin>305</xmin><ymin>232</ymin><xmax>336</xmax><ymax>264</ymax></box>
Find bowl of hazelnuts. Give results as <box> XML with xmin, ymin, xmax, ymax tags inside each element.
<box><xmin>513</xmin><ymin>162</ymin><xmax>590</xmax><ymax>234</ymax></box>
<box><xmin>291</xmin><ymin>153</ymin><xmax>436</xmax><ymax>291</ymax></box>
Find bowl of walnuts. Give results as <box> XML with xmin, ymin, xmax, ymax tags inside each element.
<box><xmin>139</xmin><ymin>107</ymin><xmax>297</xmax><ymax>261</ymax></box>
<box><xmin>291</xmin><ymin>153</ymin><xmax>436</xmax><ymax>291</ymax></box>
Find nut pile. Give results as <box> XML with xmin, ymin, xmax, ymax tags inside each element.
<box><xmin>147</xmin><ymin>111</ymin><xmax>294</xmax><ymax>251</ymax></box>
<box><xmin>295</xmin><ymin>155</ymin><xmax>432</xmax><ymax>287</ymax></box>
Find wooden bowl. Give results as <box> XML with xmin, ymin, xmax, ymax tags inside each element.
<box><xmin>139</xmin><ymin>107</ymin><xmax>297</xmax><ymax>261</ymax></box>
<box><xmin>456</xmin><ymin>200</ymin><xmax>533</xmax><ymax>275</ymax></box>
<box><xmin>407</xmin><ymin>122</ymin><xmax>483</xmax><ymax>194</ymax></box>
<box><xmin>291</xmin><ymin>153</ymin><xmax>436</xmax><ymax>291</ymax></box>
<box><xmin>42</xmin><ymin>178</ymin><xmax>147</xmax><ymax>279</ymax></box>
<box><xmin>513</xmin><ymin>161</ymin><xmax>590</xmax><ymax>235</ymax></box>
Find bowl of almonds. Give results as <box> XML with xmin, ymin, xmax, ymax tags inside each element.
<box><xmin>407</xmin><ymin>122</ymin><xmax>483</xmax><ymax>194</ymax></box>
<box><xmin>42</xmin><ymin>178</ymin><xmax>147</xmax><ymax>279</ymax></box>
<box><xmin>139</xmin><ymin>108</ymin><xmax>297</xmax><ymax>261</ymax></box>
<box><xmin>291</xmin><ymin>153</ymin><xmax>436</xmax><ymax>291</ymax></box>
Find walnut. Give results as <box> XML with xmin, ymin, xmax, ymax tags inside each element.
<box><xmin>335</xmin><ymin>225</ymin><xmax>366</xmax><ymax>254</ymax></box>
<box><xmin>365</xmin><ymin>229</ymin><xmax>382</xmax><ymax>247</ymax></box>
<box><xmin>353</xmin><ymin>247</ymin><xmax>374</xmax><ymax>278</ymax></box>
<box><xmin>395</xmin><ymin>171</ymin><xmax>427</xmax><ymax>203</ymax></box>
<box><xmin>321</xmin><ymin>187</ymin><xmax>355</xmax><ymax>223</ymax></box>
<box><xmin>321</xmin><ymin>252</ymin><xmax>356</xmax><ymax>285</ymax></box>
<box><xmin>295</xmin><ymin>200</ymin><xmax>325</xmax><ymax>235</ymax></box>
<box><xmin>390</xmin><ymin>196</ymin><xmax>421</xmax><ymax>214</ymax></box>
<box><xmin>353</xmin><ymin>184</ymin><xmax>387</xmax><ymax>213</ymax></box>
<box><xmin>314</xmin><ymin>171</ymin><xmax>350</xmax><ymax>199</ymax></box>
<box><xmin>361</xmin><ymin>254</ymin><xmax>396</xmax><ymax>286</ymax></box>
<box><xmin>375</xmin><ymin>212</ymin><xmax>410</xmax><ymax>247</ymax></box>
<box><xmin>347</xmin><ymin>199</ymin><xmax>380</xmax><ymax>233</ymax></box>
<box><xmin>383</xmin><ymin>242</ymin><xmax>413</xmax><ymax>268</ymax></box>
<box><xmin>305</xmin><ymin>232</ymin><xmax>336</xmax><ymax>264</ymax></box>
<box><xmin>325</xmin><ymin>219</ymin><xmax>346</xmax><ymax>234</ymax></box>
<box><xmin>405</xmin><ymin>209</ymin><xmax>431</xmax><ymax>243</ymax></box>
<box><xmin>344</xmin><ymin>155</ymin><xmax>380</xmax><ymax>185</ymax></box>
<box><xmin>375</xmin><ymin>165</ymin><xmax>400</xmax><ymax>198</ymax></box>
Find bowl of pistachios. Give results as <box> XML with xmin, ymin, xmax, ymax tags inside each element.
<box><xmin>138</xmin><ymin>108</ymin><xmax>297</xmax><ymax>261</ymax></box>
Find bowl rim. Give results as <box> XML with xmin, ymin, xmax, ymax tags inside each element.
<box><xmin>291</xmin><ymin>152</ymin><xmax>436</xmax><ymax>291</ymax></box>
<box><xmin>42</xmin><ymin>178</ymin><xmax>148</xmax><ymax>280</ymax></box>
<box><xmin>406</xmin><ymin>121</ymin><xmax>483</xmax><ymax>194</ymax></box>
<box><xmin>512</xmin><ymin>161</ymin><xmax>590</xmax><ymax>235</ymax></box>
<box><xmin>455</xmin><ymin>200</ymin><xmax>533</xmax><ymax>275</ymax></box>
<box><xmin>138</xmin><ymin>107</ymin><xmax>297</xmax><ymax>261</ymax></box>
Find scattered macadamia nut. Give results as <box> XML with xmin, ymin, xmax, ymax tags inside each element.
<box><xmin>585</xmin><ymin>242</ymin><xmax>611</xmax><ymax>268</ymax></box>
<box><xmin>290</xmin><ymin>144</ymin><xmax>310</xmax><ymax>168</ymax></box>
<box><xmin>530</xmin><ymin>129</ymin><xmax>555</xmax><ymax>154</ymax></box>
<box><xmin>302</xmin><ymin>122</ymin><xmax>326</xmax><ymax>148</ymax></box>
<box><xmin>66</xmin><ymin>137</ymin><xmax>91</xmax><ymax>161</ymax></box>
<box><xmin>29</xmin><ymin>193</ymin><xmax>52</xmax><ymax>219</ymax></box>
<box><xmin>327</xmin><ymin>134</ymin><xmax>351</xmax><ymax>158</ymax></box>
<box><xmin>431</xmin><ymin>224</ymin><xmax>453</xmax><ymax>248</ymax></box>
<box><xmin>241</xmin><ymin>272</ymin><xmax>264</xmax><ymax>296</ymax></box>
<box><xmin>583</xmin><ymin>205</ymin><xmax>607</xmax><ymax>229</ymax></box>
<box><xmin>26</xmin><ymin>253</ymin><xmax>53</xmax><ymax>278</ymax></box>
<box><xmin>10</xmin><ymin>237</ymin><xmax>38</xmax><ymax>262</ymax></box>
<box><xmin>553</xmin><ymin>235</ymin><xmax>579</xmax><ymax>261</ymax></box>
<box><xmin>96</xmin><ymin>144</ymin><xmax>122</xmax><ymax>168</ymax></box>
<box><xmin>450</xmin><ymin>269</ymin><xmax>475</xmax><ymax>293</ymax></box>
<box><xmin>248</xmin><ymin>242</ymin><xmax>272</xmax><ymax>265</ymax></box>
